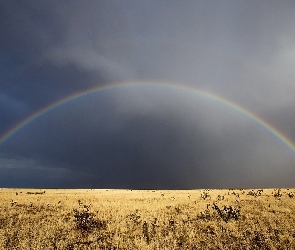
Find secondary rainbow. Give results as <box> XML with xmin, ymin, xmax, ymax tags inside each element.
<box><xmin>1</xmin><ymin>81</ymin><xmax>295</xmax><ymax>154</ymax></box>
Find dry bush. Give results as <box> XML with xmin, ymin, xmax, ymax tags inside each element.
<box><xmin>273</xmin><ymin>188</ymin><xmax>282</xmax><ymax>198</ymax></box>
<box><xmin>212</xmin><ymin>203</ymin><xmax>241</xmax><ymax>222</ymax></box>
<box><xmin>247</xmin><ymin>189</ymin><xmax>263</xmax><ymax>197</ymax></box>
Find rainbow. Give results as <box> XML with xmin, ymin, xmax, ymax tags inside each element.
<box><xmin>1</xmin><ymin>81</ymin><xmax>295</xmax><ymax>154</ymax></box>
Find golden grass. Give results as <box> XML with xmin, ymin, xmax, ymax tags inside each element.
<box><xmin>0</xmin><ymin>188</ymin><xmax>294</xmax><ymax>249</ymax></box>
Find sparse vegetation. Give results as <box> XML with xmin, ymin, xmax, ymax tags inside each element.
<box><xmin>212</xmin><ymin>202</ymin><xmax>241</xmax><ymax>222</ymax></box>
<box><xmin>247</xmin><ymin>189</ymin><xmax>263</xmax><ymax>197</ymax></box>
<box><xmin>273</xmin><ymin>188</ymin><xmax>282</xmax><ymax>198</ymax></box>
<box><xmin>201</xmin><ymin>191</ymin><xmax>210</xmax><ymax>200</ymax></box>
<box><xmin>26</xmin><ymin>191</ymin><xmax>46</xmax><ymax>195</ymax></box>
<box><xmin>0</xmin><ymin>188</ymin><xmax>294</xmax><ymax>249</ymax></box>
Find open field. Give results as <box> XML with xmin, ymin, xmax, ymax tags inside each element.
<box><xmin>0</xmin><ymin>188</ymin><xmax>294</xmax><ymax>249</ymax></box>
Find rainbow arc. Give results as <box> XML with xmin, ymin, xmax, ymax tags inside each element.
<box><xmin>1</xmin><ymin>81</ymin><xmax>295</xmax><ymax>154</ymax></box>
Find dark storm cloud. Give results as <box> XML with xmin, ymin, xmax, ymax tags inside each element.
<box><xmin>1</xmin><ymin>1</ymin><xmax>295</xmax><ymax>188</ymax></box>
<box><xmin>0</xmin><ymin>1</ymin><xmax>65</xmax><ymax>60</ymax></box>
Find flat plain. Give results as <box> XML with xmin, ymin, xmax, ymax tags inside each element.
<box><xmin>0</xmin><ymin>188</ymin><xmax>294</xmax><ymax>249</ymax></box>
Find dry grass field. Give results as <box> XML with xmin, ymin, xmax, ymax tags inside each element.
<box><xmin>0</xmin><ymin>188</ymin><xmax>294</xmax><ymax>249</ymax></box>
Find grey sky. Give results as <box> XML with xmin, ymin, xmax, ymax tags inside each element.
<box><xmin>0</xmin><ymin>0</ymin><xmax>295</xmax><ymax>188</ymax></box>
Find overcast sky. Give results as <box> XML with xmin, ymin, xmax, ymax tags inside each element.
<box><xmin>1</xmin><ymin>0</ymin><xmax>295</xmax><ymax>189</ymax></box>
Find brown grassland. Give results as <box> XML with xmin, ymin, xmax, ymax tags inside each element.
<box><xmin>0</xmin><ymin>188</ymin><xmax>294</xmax><ymax>249</ymax></box>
